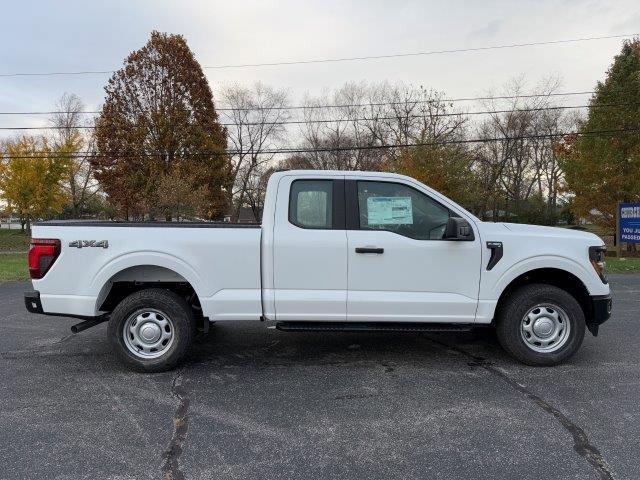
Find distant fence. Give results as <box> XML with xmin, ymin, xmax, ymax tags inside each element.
<box><xmin>0</xmin><ymin>219</ymin><xmax>20</xmax><ymax>230</ymax></box>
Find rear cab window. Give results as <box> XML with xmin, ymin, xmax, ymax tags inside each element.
<box><xmin>289</xmin><ymin>180</ymin><xmax>333</xmax><ymax>229</ymax></box>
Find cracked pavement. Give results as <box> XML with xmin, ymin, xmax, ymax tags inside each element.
<box><xmin>1</xmin><ymin>274</ymin><xmax>640</xmax><ymax>479</ymax></box>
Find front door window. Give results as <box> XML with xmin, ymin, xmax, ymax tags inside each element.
<box><xmin>357</xmin><ymin>181</ymin><xmax>450</xmax><ymax>240</ymax></box>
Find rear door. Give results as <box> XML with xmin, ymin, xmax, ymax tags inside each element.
<box><xmin>272</xmin><ymin>175</ymin><xmax>347</xmax><ymax>321</ymax></box>
<box><xmin>345</xmin><ymin>178</ymin><xmax>481</xmax><ymax>322</ymax></box>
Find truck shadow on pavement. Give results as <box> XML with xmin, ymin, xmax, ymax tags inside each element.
<box><xmin>184</xmin><ymin>322</ymin><xmax>508</xmax><ymax>370</ymax></box>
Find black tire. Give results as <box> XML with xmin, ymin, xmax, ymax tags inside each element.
<box><xmin>496</xmin><ymin>283</ymin><xmax>585</xmax><ymax>366</ymax></box>
<box><xmin>108</xmin><ymin>288</ymin><xmax>195</xmax><ymax>372</ymax></box>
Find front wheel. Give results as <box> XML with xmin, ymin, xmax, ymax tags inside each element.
<box><xmin>108</xmin><ymin>288</ymin><xmax>195</xmax><ymax>372</ymax></box>
<box><xmin>496</xmin><ymin>284</ymin><xmax>585</xmax><ymax>366</ymax></box>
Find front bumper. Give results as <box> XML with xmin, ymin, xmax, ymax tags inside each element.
<box><xmin>587</xmin><ymin>294</ymin><xmax>612</xmax><ymax>336</ymax></box>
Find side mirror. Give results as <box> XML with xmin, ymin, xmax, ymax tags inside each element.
<box><xmin>443</xmin><ymin>217</ymin><xmax>475</xmax><ymax>241</ymax></box>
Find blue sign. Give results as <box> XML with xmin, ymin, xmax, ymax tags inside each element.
<box><xmin>619</xmin><ymin>203</ymin><xmax>640</xmax><ymax>244</ymax></box>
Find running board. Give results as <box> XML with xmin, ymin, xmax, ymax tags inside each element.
<box><xmin>275</xmin><ymin>322</ymin><xmax>474</xmax><ymax>333</ymax></box>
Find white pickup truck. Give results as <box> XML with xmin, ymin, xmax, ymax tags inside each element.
<box><xmin>25</xmin><ymin>170</ymin><xmax>612</xmax><ymax>371</ymax></box>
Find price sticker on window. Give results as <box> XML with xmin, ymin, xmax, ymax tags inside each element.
<box><xmin>367</xmin><ymin>197</ymin><xmax>413</xmax><ymax>225</ymax></box>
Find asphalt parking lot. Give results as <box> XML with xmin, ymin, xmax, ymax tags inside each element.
<box><xmin>1</xmin><ymin>275</ymin><xmax>639</xmax><ymax>480</ymax></box>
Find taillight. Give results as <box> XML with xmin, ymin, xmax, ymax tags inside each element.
<box><xmin>28</xmin><ymin>239</ymin><xmax>61</xmax><ymax>279</ymax></box>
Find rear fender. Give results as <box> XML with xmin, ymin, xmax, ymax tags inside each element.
<box><xmin>91</xmin><ymin>252</ymin><xmax>205</xmax><ymax>309</ymax></box>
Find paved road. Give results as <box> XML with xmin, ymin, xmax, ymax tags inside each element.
<box><xmin>1</xmin><ymin>275</ymin><xmax>639</xmax><ymax>480</ymax></box>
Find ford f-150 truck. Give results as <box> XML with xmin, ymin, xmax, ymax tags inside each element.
<box><xmin>24</xmin><ymin>170</ymin><xmax>612</xmax><ymax>371</ymax></box>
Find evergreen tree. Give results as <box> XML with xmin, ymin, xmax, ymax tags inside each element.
<box><xmin>561</xmin><ymin>39</ymin><xmax>640</xmax><ymax>231</ymax></box>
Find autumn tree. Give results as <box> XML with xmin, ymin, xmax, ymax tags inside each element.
<box><xmin>560</xmin><ymin>38</ymin><xmax>640</xmax><ymax>231</ymax></box>
<box><xmin>398</xmin><ymin>144</ymin><xmax>479</xmax><ymax>211</ymax></box>
<box><xmin>0</xmin><ymin>136</ymin><xmax>68</xmax><ymax>231</ymax></box>
<box><xmin>93</xmin><ymin>31</ymin><xmax>230</xmax><ymax>220</ymax></box>
<box><xmin>155</xmin><ymin>166</ymin><xmax>209</xmax><ymax>221</ymax></box>
<box><xmin>387</xmin><ymin>87</ymin><xmax>474</xmax><ymax>208</ymax></box>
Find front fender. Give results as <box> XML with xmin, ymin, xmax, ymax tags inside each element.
<box><xmin>485</xmin><ymin>255</ymin><xmax>608</xmax><ymax>300</ymax></box>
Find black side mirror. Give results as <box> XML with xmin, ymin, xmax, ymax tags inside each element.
<box><xmin>443</xmin><ymin>217</ymin><xmax>475</xmax><ymax>241</ymax></box>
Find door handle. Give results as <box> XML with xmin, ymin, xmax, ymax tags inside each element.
<box><xmin>355</xmin><ymin>247</ymin><xmax>384</xmax><ymax>254</ymax></box>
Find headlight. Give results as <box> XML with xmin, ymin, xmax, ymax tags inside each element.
<box><xmin>588</xmin><ymin>245</ymin><xmax>607</xmax><ymax>283</ymax></box>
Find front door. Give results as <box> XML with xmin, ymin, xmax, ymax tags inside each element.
<box><xmin>346</xmin><ymin>179</ymin><xmax>481</xmax><ymax>322</ymax></box>
<box><xmin>272</xmin><ymin>176</ymin><xmax>347</xmax><ymax>321</ymax></box>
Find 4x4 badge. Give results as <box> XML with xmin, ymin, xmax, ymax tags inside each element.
<box><xmin>68</xmin><ymin>240</ymin><xmax>109</xmax><ymax>249</ymax></box>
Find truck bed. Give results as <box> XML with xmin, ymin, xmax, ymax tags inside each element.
<box><xmin>30</xmin><ymin>221</ymin><xmax>263</xmax><ymax>320</ymax></box>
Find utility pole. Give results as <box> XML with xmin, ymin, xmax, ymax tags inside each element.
<box><xmin>615</xmin><ymin>202</ymin><xmax>622</xmax><ymax>258</ymax></box>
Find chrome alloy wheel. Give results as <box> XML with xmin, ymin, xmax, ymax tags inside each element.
<box><xmin>123</xmin><ymin>309</ymin><xmax>174</xmax><ymax>359</ymax></box>
<box><xmin>520</xmin><ymin>304</ymin><xmax>571</xmax><ymax>353</ymax></box>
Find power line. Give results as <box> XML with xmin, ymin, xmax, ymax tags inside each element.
<box><xmin>0</xmin><ymin>34</ymin><xmax>636</xmax><ymax>78</ymax></box>
<box><xmin>2</xmin><ymin>128</ymin><xmax>638</xmax><ymax>159</ymax></box>
<box><xmin>0</xmin><ymin>91</ymin><xmax>599</xmax><ymax>116</ymax></box>
<box><xmin>0</xmin><ymin>103</ymin><xmax>633</xmax><ymax>131</ymax></box>
<box><xmin>203</xmin><ymin>34</ymin><xmax>638</xmax><ymax>69</ymax></box>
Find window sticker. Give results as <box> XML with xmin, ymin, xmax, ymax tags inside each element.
<box><xmin>367</xmin><ymin>196</ymin><xmax>413</xmax><ymax>225</ymax></box>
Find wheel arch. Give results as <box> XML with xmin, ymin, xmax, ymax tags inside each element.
<box><xmin>92</xmin><ymin>254</ymin><xmax>205</xmax><ymax>315</ymax></box>
<box><xmin>493</xmin><ymin>267</ymin><xmax>593</xmax><ymax>330</ymax></box>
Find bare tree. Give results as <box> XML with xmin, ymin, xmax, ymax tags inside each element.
<box><xmin>218</xmin><ymin>78</ymin><xmax>572</xmax><ymax>226</ymax></box>
<box><xmin>242</xmin><ymin>162</ymin><xmax>275</xmax><ymax>222</ymax></box>
<box><xmin>533</xmin><ymin>107</ymin><xmax>579</xmax><ymax>222</ymax></box>
<box><xmin>298</xmin><ymin>83</ymin><xmax>386</xmax><ymax>171</ymax></box>
<box><xmin>474</xmin><ymin>77</ymin><xmax>569</xmax><ymax>222</ymax></box>
<box><xmin>49</xmin><ymin>93</ymin><xmax>101</xmax><ymax>218</ymax></box>
<box><xmin>297</xmin><ymin>82</ymin><xmax>467</xmax><ymax>173</ymax></box>
<box><xmin>222</xmin><ymin>83</ymin><xmax>289</xmax><ymax>221</ymax></box>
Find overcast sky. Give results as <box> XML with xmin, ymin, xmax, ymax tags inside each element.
<box><xmin>1</xmin><ymin>0</ymin><xmax>638</xmax><ymax>131</ymax></box>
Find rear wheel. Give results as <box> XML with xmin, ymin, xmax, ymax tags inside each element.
<box><xmin>108</xmin><ymin>288</ymin><xmax>195</xmax><ymax>372</ymax></box>
<box><xmin>496</xmin><ymin>284</ymin><xmax>585</xmax><ymax>366</ymax></box>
